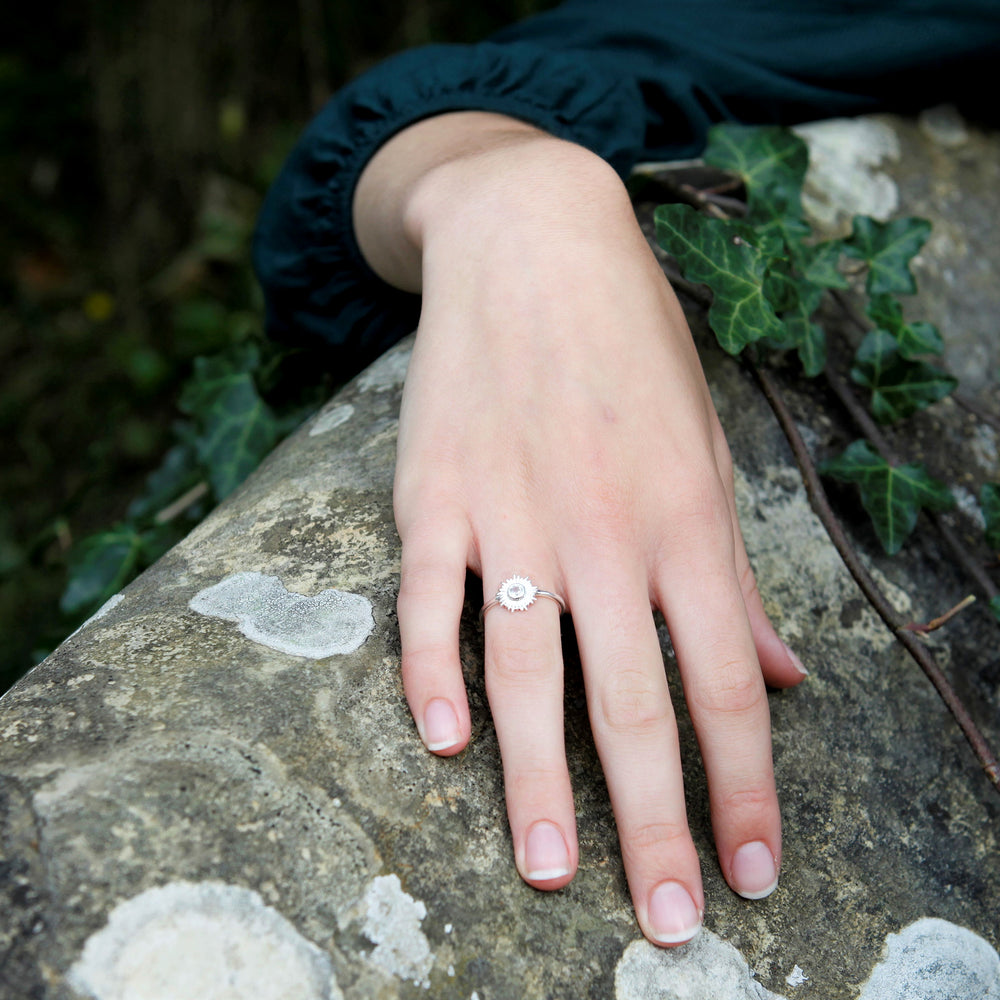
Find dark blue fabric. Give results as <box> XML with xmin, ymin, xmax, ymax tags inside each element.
<box><xmin>253</xmin><ymin>1</ymin><xmax>1000</xmax><ymax>368</ymax></box>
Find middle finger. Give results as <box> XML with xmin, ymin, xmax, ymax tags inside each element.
<box><xmin>569</xmin><ymin>558</ymin><xmax>705</xmax><ymax>946</ymax></box>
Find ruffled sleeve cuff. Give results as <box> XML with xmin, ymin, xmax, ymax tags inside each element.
<box><xmin>252</xmin><ymin>41</ymin><xmax>645</xmax><ymax>366</ymax></box>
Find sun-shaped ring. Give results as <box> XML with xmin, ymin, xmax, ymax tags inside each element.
<box><xmin>479</xmin><ymin>575</ymin><xmax>567</xmax><ymax>622</ymax></box>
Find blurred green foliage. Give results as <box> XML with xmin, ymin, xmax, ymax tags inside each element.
<box><xmin>0</xmin><ymin>0</ymin><xmax>555</xmax><ymax>691</ymax></box>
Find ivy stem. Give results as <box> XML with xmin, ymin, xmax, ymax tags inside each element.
<box><xmin>750</xmin><ymin>360</ymin><xmax>999</xmax><ymax>790</ymax></box>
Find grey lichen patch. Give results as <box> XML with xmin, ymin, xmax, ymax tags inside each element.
<box><xmin>356</xmin><ymin>343</ymin><xmax>412</xmax><ymax>393</ymax></box>
<box><xmin>67</xmin><ymin>880</ymin><xmax>342</xmax><ymax>1000</ymax></box>
<box><xmin>858</xmin><ymin>918</ymin><xmax>1000</xmax><ymax>1000</ymax></box>
<box><xmin>793</xmin><ymin>117</ymin><xmax>900</xmax><ymax>232</ymax></box>
<box><xmin>614</xmin><ymin>932</ymin><xmax>784</xmax><ymax>999</ymax></box>
<box><xmin>361</xmin><ymin>874</ymin><xmax>434</xmax><ymax>988</ymax></box>
<box><xmin>614</xmin><ymin>919</ymin><xmax>1000</xmax><ymax>1000</ymax></box>
<box><xmin>310</xmin><ymin>402</ymin><xmax>355</xmax><ymax>437</ymax></box>
<box><xmin>189</xmin><ymin>571</ymin><xmax>374</xmax><ymax>658</ymax></box>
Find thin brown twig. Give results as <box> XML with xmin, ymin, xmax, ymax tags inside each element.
<box><xmin>750</xmin><ymin>360</ymin><xmax>999</xmax><ymax>790</ymax></box>
<box><xmin>155</xmin><ymin>481</ymin><xmax>209</xmax><ymax>524</ymax></box>
<box><xmin>679</xmin><ymin>183</ymin><xmax>748</xmax><ymax>217</ymax></box>
<box><xmin>900</xmin><ymin>594</ymin><xmax>977</xmax><ymax>635</ymax></box>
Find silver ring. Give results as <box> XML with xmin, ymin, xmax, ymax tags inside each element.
<box><xmin>480</xmin><ymin>575</ymin><xmax>566</xmax><ymax>622</ymax></box>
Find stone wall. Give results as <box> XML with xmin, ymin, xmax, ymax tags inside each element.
<box><xmin>1</xmin><ymin>113</ymin><xmax>998</xmax><ymax>999</ymax></box>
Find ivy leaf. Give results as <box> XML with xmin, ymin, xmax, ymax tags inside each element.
<box><xmin>795</xmin><ymin>239</ymin><xmax>849</xmax><ymax>290</ymax></box>
<box><xmin>843</xmin><ymin>216</ymin><xmax>931</xmax><ymax>295</ymax></box>
<box><xmin>187</xmin><ymin>373</ymin><xmax>278</xmax><ymax>500</ymax></box>
<box><xmin>981</xmin><ymin>483</ymin><xmax>1000</xmax><ymax>552</ymax></box>
<box><xmin>990</xmin><ymin>596</ymin><xmax>1000</xmax><ymax>624</ymax></box>
<box><xmin>820</xmin><ymin>440</ymin><xmax>954</xmax><ymax>554</ymax></box>
<box><xmin>61</xmin><ymin>525</ymin><xmax>145</xmax><ymax>615</ymax></box>
<box><xmin>180</xmin><ymin>347</ymin><xmax>280</xmax><ymax>499</ymax></box>
<box><xmin>761</xmin><ymin>266</ymin><xmax>826</xmax><ymax>375</ymax></box>
<box><xmin>753</xmin><ymin>213</ymin><xmax>812</xmax><ymax>252</ymax></box>
<box><xmin>866</xmin><ymin>294</ymin><xmax>944</xmax><ymax>357</ymax></box>
<box><xmin>703</xmin><ymin>123</ymin><xmax>809</xmax><ymax>225</ymax></box>
<box><xmin>654</xmin><ymin>203</ymin><xmax>784</xmax><ymax>354</ymax></box>
<box><xmin>762</xmin><ymin>258</ymin><xmax>800</xmax><ymax>316</ymax></box>
<box><xmin>850</xmin><ymin>330</ymin><xmax>957</xmax><ymax>423</ymax></box>
<box><xmin>781</xmin><ymin>281</ymin><xmax>827</xmax><ymax>377</ymax></box>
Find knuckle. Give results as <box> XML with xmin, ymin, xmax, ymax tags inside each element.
<box><xmin>688</xmin><ymin>663</ymin><xmax>766</xmax><ymax>719</ymax></box>
<box><xmin>397</xmin><ymin>559</ymin><xmax>453</xmax><ymax>609</ymax></box>
<box><xmin>594</xmin><ymin>666</ymin><xmax>671</xmax><ymax>736</ymax></box>
<box><xmin>714</xmin><ymin>783</ymin><xmax>776</xmax><ymax>821</ymax></box>
<box><xmin>395</xmin><ymin>486</ymin><xmax>465</xmax><ymax>538</ymax></box>
<box><xmin>506</xmin><ymin>764</ymin><xmax>568</xmax><ymax>802</ymax></box>
<box><xmin>487</xmin><ymin>640</ymin><xmax>551</xmax><ymax>690</ymax></box>
<box><xmin>660</xmin><ymin>481</ymin><xmax>733</xmax><ymax>551</ymax></box>
<box><xmin>400</xmin><ymin>642</ymin><xmax>453</xmax><ymax>675</ymax></box>
<box><xmin>620</xmin><ymin>819</ymin><xmax>692</xmax><ymax>861</ymax></box>
<box><xmin>399</xmin><ymin>643</ymin><xmax>458</xmax><ymax>692</ymax></box>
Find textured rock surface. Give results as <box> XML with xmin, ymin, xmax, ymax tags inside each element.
<box><xmin>1</xmin><ymin>113</ymin><xmax>998</xmax><ymax>999</ymax></box>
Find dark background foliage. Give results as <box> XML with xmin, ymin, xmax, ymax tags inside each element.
<box><xmin>0</xmin><ymin>0</ymin><xmax>555</xmax><ymax>690</ymax></box>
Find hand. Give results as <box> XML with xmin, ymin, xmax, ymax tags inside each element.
<box><xmin>354</xmin><ymin>113</ymin><xmax>807</xmax><ymax>946</ymax></box>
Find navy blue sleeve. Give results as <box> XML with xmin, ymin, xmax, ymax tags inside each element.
<box><xmin>251</xmin><ymin>41</ymin><xmax>646</xmax><ymax>368</ymax></box>
<box><xmin>253</xmin><ymin>1</ymin><xmax>1000</xmax><ymax>366</ymax></box>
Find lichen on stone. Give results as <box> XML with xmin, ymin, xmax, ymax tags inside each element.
<box><xmin>859</xmin><ymin>918</ymin><xmax>1000</xmax><ymax>1000</ymax></box>
<box><xmin>67</xmin><ymin>880</ymin><xmax>342</xmax><ymax>1000</ymax></box>
<box><xmin>360</xmin><ymin>873</ymin><xmax>434</xmax><ymax>988</ymax></box>
<box><xmin>615</xmin><ymin>932</ymin><xmax>782</xmax><ymax>1000</ymax></box>
<box><xmin>189</xmin><ymin>571</ymin><xmax>374</xmax><ymax>658</ymax></box>
<box><xmin>310</xmin><ymin>403</ymin><xmax>355</xmax><ymax>437</ymax></box>
<box><xmin>614</xmin><ymin>918</ymin><xmax>1000</xmax><ymax>1000</ymax></box>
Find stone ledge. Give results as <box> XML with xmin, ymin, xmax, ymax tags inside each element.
<box><xmin>1</xmin><ymin>114</ymin><xmax>998</xmax><ymax>999</ymax></box>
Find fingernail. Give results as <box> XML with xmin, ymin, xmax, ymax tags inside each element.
<box><xmin>647</xmin><ymin>881</ymin><xmax>702</xmax><ymax>945</ymax></box>
<box><xmin>422</xmin><ymin>698</ymin><xmax>462</xmax><ymax>751</ymax></box>
<box><xmin>783</xmin><ymin>641</ymin><xmax>809</xmax><ymax>676</ymax></box>
<box><xmin>731</xmin><ymin>841</ymin><xmax>779</xmax><ymax>899</ymax></box>
<box><xmin>524</xmin><ymin>821</ymin><xmax>570</xmax><ymax>881</ymax></box>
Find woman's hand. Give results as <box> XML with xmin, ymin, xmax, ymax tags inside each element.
<box><xmin>354</xmin><ymin>113</ymin><xmax>807</xmax><ymax>946</ymax></box>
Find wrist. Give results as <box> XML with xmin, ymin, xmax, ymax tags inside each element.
<box><xmin>353</xmin><ymin>111</ymin><xmax>631</xmax><ymax>293</ymax></box>
<box><xmin>407</xmin><ymin>130</ymin><xmax>635</xmax><ymax>282</ymax></box>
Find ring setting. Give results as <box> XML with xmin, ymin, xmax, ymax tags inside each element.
<box><xmin>497</xmin><ymin>575</ymin><xmax>538</xmax><ymax>611</ymax></box>
<box><xmin>480</xmin><ymin>575</ymin><xmax>566</xmax><ymax>621</ymax></box>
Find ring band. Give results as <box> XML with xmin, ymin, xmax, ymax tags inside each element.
<box><xmin>480</xmin><ymin>575</ymin><xmax>566</xmax><ymax>622</ymax></box>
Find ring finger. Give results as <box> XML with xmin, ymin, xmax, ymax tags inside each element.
<box><xmin>481</xmin><ymin>552</ymin><xmax>577</xmax><ymax>889</ymax></box>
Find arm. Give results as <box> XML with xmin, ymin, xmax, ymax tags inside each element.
<box><xmin>255</xmin><ymin>0</ymin><xmax>998</xmax><ymax>367</ymax></box>
<box><xmin>259</xmin><ymin>0</ymin><xmax>996</xmax><ymax>946</ymax></box>
<box><xmin>354</xmin><ymin>111</ymin><xmax>807</xmax><ymax>945</ymax></box>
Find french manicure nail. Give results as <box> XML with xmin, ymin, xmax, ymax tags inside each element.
<box><xmin>524</xmin><ymin>821</ymin><xmax>570</xmax><ymax>881</ymax></box>
<box><xmin>731</xmin><ymin>841</ymin><xmax>779</xmax><ymax>899</ymax></box>
<box><xmin>783</xmin><ymin>641</ymin><xmax>809</xmax><ymax>676</ymax></box>
<box><xmin>648</xmin><ymin>881</ymin><xmax>702</xmax><ymax>945</ymax></box>
<box><xmin>422</xmin><ymin>698</ymin><xmax>462</xmax><ymax>751</ymax></box>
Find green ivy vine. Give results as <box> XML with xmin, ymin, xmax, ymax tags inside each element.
<box><xmin>654</xmin><ymin>123</ymin><xmax>999</xmax><ymax>612</ymax></box>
